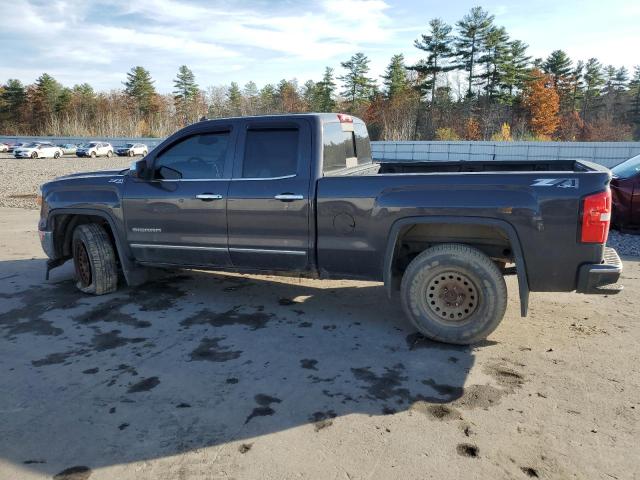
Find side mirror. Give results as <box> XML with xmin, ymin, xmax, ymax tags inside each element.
<box><xmin>129</xmin><ymin>159</ymin><xmax>148</xmax><ymax>178</ymax></box>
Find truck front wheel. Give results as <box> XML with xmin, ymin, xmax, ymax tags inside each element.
<box><xmin>400</xmin><ymin>243</ymin><xmax>507</xmax><ymax>345</ymax></box>
<box><xmin>72</xmin><ymin>223</ymin><xmax>118</xmax><ymax>295</ymax></box>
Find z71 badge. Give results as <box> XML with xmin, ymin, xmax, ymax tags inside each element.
<box><xmin>531</xmin><ymin>178</ymin><xmax>579</xmax><ymax>189</ymax></box>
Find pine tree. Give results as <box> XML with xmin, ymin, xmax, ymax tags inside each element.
<box><xmin>0</xmin><ymin>79</ymin><xmax>26</xmax><ymax>128</ymax></box>
<box><xmin>259</xmin><ymin>84</ymin><xmax>277</xmax><ymax>113</ymax></box>
<box><xmin>543</xmin><ymin>50</ymin><xmax>573</xmax><ymax>86</ymax></box>
<box><xmin>582</xmin><ymin>58</ymin><xmax>604</xmax><ymax>121</ymax></box>
<box><xmin>227</xmin><ymin>82</ymin><xmax>242</xmax><ymax>115</ymax></box>
<box><xmin>339</xmin><ymin>52</ymin><xmax>376</xmax><ymax>109</ymax></box>
<box><xmin>35</xmin><ymin>73</ymin><xmax>63</xmax><ymax>112</ymax></box>
<box><xmin>382</xmin><ymin>54</ymin><xmax>408</xmax><ymax>99</ymax></box>
<box><xmin>499</xmin><ymin>39</ymin><xmax>531</xmax><ymax>102</ymax></box>
<box><xmin>315</xmin><ymin>67</ymin><xmax>336</xmax><ymax>112</ymax></box>
<box><xmin>569</xmin><ymin>60</ymin><xmax>585</xmax><ymax>111</ymax></box>
<box><xmin>455</xmin><ymin>7</ymin><xmax>495</xmax><ymax>97</ymax></box>
<box><xmin>173</xmin><ymin>65</ymin><xmax>199</xmax><ymax>125</ymax></box>
<box><xmin>478</xmin><ymin>26</ymin><xmax>510</xmax><ymax>99</ymax></box>
<box><xmin>613</xmin><ymin>67</ymin><xmax>629</xmax><ymax>91</ymax></box>
<box><xmin>602</xmin><ymin>65</ymin><xmax>618</xmax><ymax>95</ymax></box>
<box><xmin>412</xmin><ymin>18</ymin><xmax>456</xmax><ymax>100</ymax></box>
<box><xmin>123</xmin><ymin>66</ymin><xmax>157</xmax><ymax>114</ymax></box>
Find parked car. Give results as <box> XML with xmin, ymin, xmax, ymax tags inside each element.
<box><xmin>0</xmin><ymin>143</ymin><xmax>8</xmax><ymax>153</ymax></box>
<box><xmin>38</xmin><ymin>113</ymin><xmax>622</xmax><ymax>345</ymax></box>
<box><xmin>115</xmin><ymin>143</ymin><xmax>148</xmax><ymax>157</ymax></box>
<box><xmin>76</xmin><ymin>142</ymin><xmax>113</xmax><ymax>158</ymax></box>
<box><xmin>611</xmin><ymin>153</ymin><xmax>640</xmax><ymax>230</ymax></box>
<box><xmin>58</xmin><ymin>143</ymin><xmax>78</xmax><ymax>155</ymax></box>
<box><xmin>14</xmin><ymin>142</ymin><xmax>63</xmax><ymax>159</ymax></box>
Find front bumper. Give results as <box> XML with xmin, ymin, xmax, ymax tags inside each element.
<box><xmin>14</xmin><ymin>152</ymin><xmax>31</xmax><ymax>158</ymax></box>
<box><xmin>39</xmin><ymin>230</ymin><xmax>55</xmax><ymax>259</ymax></box>
<box><xmin>576</xmin><ymin>247</ymin><xmax>623</xmax><ymax>294</ymax></box>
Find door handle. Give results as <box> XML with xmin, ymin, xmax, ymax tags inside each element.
<box><xmin>274</xmin><ymin>194</ymin><xmax>303</xmax><ymax>201</ymax></box>
<box><xmin>195</xmin><ymin>193</ymin><xmax>223</xmax><ymax>201</ymax></box>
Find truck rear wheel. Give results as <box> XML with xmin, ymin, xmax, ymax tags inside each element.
<box><xmin>72</xmin><ymin>223</ymin><xmax>118</xmax><ymax>295</ymax></box>
<box><xmin>400</xmin><ymin>243</ymin><xmax>507</xmax><ymax>345</ymax></box>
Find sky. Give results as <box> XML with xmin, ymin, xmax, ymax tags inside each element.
<box><xmin>1</xmin><ymin>0</ymin><xmax>638</xmax><ymax>93</ymax></box>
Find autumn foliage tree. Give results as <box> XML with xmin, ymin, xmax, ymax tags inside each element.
<box><xmin>522</xmin><ymin>69</ymin><xmax>559</xmax><ymax>138</ymax></box>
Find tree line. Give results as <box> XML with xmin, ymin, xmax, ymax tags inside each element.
<box><xmin>1</xmin><ymin>6</ymin><xmax>639</xmax><ymax>141</ymax></box>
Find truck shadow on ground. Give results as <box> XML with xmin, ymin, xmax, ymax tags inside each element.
<box><xmin>0</xmin><ymin>259</ymin><xmax>510</xmax><ymax>477</ymax></box>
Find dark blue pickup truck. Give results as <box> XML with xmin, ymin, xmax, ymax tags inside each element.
<box><xmin>38</xmin><ymin>113</ymin><xmax>622</xmax><ymax>344</ymax></box>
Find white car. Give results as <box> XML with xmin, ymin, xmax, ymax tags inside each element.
<box><xmin>76</xmin><ymin>142</ymin><xmax>113</xmax><ymax>158</ymax></box>
<box><xmin>0</xmin><ymin>143</ymin><xmax>8</xmax><ymax>153</ymax></box>
<box><xmin>14</xmin><ymin>142</ymin><xmax>63</xmax><ymax>159</ymax></box>
<box><xmin>115</xmin><ymin>143</ymin><xmax>148</xmax><ymax>157</ymax></box>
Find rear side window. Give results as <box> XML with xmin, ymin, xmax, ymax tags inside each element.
<box><xmin>243</xmin><ymin>128</ymin><xmax>298</xmax><ymax>178</ymax></box>
<box><xmin>322</xmin><ymin>122</ymin><xmax>372</xmax><ymax>173</ymax></box>
<box><xmin>154</xmin><ymin>132</ymin><xmax>229</xmax><ymax>180</ymax></box>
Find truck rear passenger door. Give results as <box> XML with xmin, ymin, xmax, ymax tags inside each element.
<box><xmin>226</xmin><ymin>119</ymin><xmax>312</xmax><ymax>271</ymax></box>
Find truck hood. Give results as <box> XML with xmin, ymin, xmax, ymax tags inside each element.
<box><xmin>55</xmin><ymin>169</ymin><xmax>126</xmax><ymax>180</ymax></box>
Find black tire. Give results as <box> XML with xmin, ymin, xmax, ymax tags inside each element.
<box><xmin>31</xmin><ymin>151</ymin><xmax>38</xmax><ymax>159</ymax></box>
<box><xmin>128</xmin><ymin>150</ymin><xmax>134</xmax><ymax>157</ymax></box>
<box><xmin>107</xmin><ymin>150</ymin><xmax>113</xmax><ymax>158</ymax></box>
<box><xmin>90</xmin><ymin>151</ymin><xmax>96</xmax><ymax>158</ymax></box>
<box><xmin>142</xmin><ymin>150</ymin><xmax>148</xmax><ymax>156</ymax></box>
<box><xmin>54</xmin><ymin>151</ymin><xmax>60</xmax><ymax>159</ymax></box>
<box><xmin>400</xmin><ymin>243</ymin><xmax>507</xmax><ymax>345</ymax></box>
<box><xmin>72</xmin><ymin>223</ymin><xmax>118</xmax><ymax>295</ymax></box>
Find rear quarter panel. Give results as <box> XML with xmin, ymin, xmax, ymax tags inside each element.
<box><xmin>316</xmin><ymin>170</ymin><xmax>610</xmax><ymax>291</ymax></box>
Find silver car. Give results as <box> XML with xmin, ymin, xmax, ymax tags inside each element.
<box><xmin>76</xmin><ymin>142</ymin><xmax>114</xmax><ymax>158</ymax></box>
<box><xmin>115</xmin><ymin>143</ymin><xmax>148</xmax><ymax>157</ymax></box>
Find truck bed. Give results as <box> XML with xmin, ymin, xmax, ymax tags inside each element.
<box><xmin>378</xmin><ymin>159</ymin><xmax>606</xmax><ymax>174</ymax></box>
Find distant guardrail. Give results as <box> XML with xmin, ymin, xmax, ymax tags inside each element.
<box><xmin>371</xmin><ymin>141</ymin><xmax>640</xmax><ymax>168</ymax></box>
<box><xmin>2</xmin><ymin>135</ymin><xmax>639</xmax><ymax>168</ymax></box>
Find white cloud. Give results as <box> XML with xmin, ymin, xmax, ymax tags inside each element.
<box><xmin>1</xmin><ymin>0</ymin><xmax>398</xmax><ymax>90</ymax></box>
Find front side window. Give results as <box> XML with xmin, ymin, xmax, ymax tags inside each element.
<box><xmin>154</xmin><ymin>132</ymin><xmax>230</xmax><ymax>180</ymax></box>
<box><xmin>242</xmin><ymin>128</ymin><xmax>298</xmax><ymax>178</ymax></box>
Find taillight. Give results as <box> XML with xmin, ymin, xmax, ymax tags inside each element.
<box><xmin>337</xmin><ymin>113</ymin><xmax>353</xmax><ymax>123</ymax></box>
<box><xmin>581</xmin><ymin>190</ymin><xmax>611</xmax><ymax>243</ymax></box>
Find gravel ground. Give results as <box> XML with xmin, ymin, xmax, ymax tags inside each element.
<box><xmin>608</xmin><ymin>229</ymin><xmax>640</xmax><ymax>257</ymax></box>
<box><xmin>0</xmin><ymin>153</ymin><xmax>132</xmax><ymax>209</ymax></box>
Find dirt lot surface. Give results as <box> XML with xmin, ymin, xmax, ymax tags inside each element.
<box><xmin>1</xmin><ymin>206</ymin><xmax>639</xmax><ymax>480</ymax></box>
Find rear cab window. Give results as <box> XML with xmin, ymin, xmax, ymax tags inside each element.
<box><xmin>322</xmin><ymin>120</ymin><xmax>372</xmax><ymax>175</ymax></box>
<box><xmin>242</xmin><ymin>128</ymin><xmax>299</xmax><ymax>178</ymax></box>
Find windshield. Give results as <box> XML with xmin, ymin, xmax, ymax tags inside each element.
<box><xmin>612</xmin><ymin>154</ymin><xmax>640</xmax><ymax>179</ymax></box>
<box><xmin>81</xmin><ymin>143</ymin><xmax>98</xmax><ymax>148</ymax></box>
<box><xmin>25</xmin><ymin>142</ymin><xmax>40</xmax><ymax>147</ymax></box>
<box><xmin>124</xmin><ymin>143</ymin><xmax>134</xmax><ymax>147</ymax></box>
